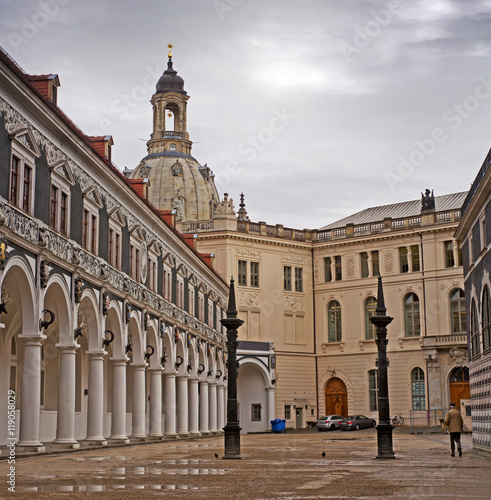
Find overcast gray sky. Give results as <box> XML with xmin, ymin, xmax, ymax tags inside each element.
<box><xmin>1</xmin><ymin>0</ymin><xmax>490</xmax><ymax>228</ymax></box>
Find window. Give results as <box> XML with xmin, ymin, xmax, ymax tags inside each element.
<box><xmin>169</xmin><ymin>143</ymin><xmax>177</xmax><ymax>151</ymax></box>
<box><xmin>444</xmin><ymin>241</ymin><xmax>455</xmax><ymax>268</ymax></box>
<box><xmin>284</xmin><ymin>266</ymin><xmax>292</xmax><ymax>291</ymax></box>
<box><xmin>324</xmin><ymin>257</ymin><xmax>332</xmax><ymax>282</ymax></box>
<box><xmin>251</xmin><ymin>403</ymin><xmax>262</xmax><ymax>422</ymax></box>
<box><xmin>469</xmin><ymin>234</ymin><xmax>474</xmax><ymax>265</ymax></box>
<box><xmin>457</xmin><ymin>241</ymin><xmax>463</xmax><ymax>266</ymax></box>
<box><xmin>400</xmin><ymin>247</ymin><xmax>409</xmax><ymax>273</ymax></box>
<box><xmin>334</xmin><ymin>256</ymin><xmax>342</xmax><ymax>281</ymax></box>
<box><xmin>365</xmin><ymin>297</ymin><xmax>377</xmax><ymax>340</ymax></box>
<box><xmin>411</xmin><ymin>368</ymin><xmax>426</xmax><ymax>410</ymax></box>
<box><xmin>480</xmin><ymin>214</ymin><xmax>487</xmax><ymax>252</ymax></box>
<box><xmin>81</xmin><ymin>187</ymin><xmax>102</xmax><ymax>255</ymax></box>
<box><xmin>250</xmin><ymin>262</ymin><xmax>259</xmax><ymax>287</ymax></box>
<box><xmin>208</xmin><ymin>299</ymin><xmax>214</xmax><ymax>327</ymax></box>
<box><xmin>372</xmin><ymin>250</ymin><xmax>380</xmax><ymax>276</ymax></box>
<box><xmin>238</xmin><ymin>260</ymin><xmax>247</xmax><ymax>287</ymax></box>
<box><xmin>108</xmin><ymin>208</ymin><xmax>124</xmax><ymax>270</ymax></box>
<box><xmin>471</xmin><ymin>300</ymin><xmax>481</xmax><ymax>358</ymax></box>
<box><xmin>327</xmin><ymin>300</ymin><xmax>342</xmax><ymax>342</ymax></box>
<box><xmin>49</xmin><ymin>162</ymin><xmax>73</xmax><ymax>236</ymax></box>
<box><xmin>9</xmin><ymin>130</ymin><xmax>39</xmax><ymax>215</ymax></box>
<box><xmin>368</xmin><ymin>369</ymin><xmax>378</xmax><ymax>411</ymax></box>
<box><xmin>129</xmin><ymin>227</ymin><xmax>144</xmax><ymax>282</ymax></box>
<box><xmin>163</xmin><ymin>263</ymin><xmax>172</xmax><ymax>301</ymax></box>
<box><xmin>284</xmin><ymin>405</ymin><xmax>291</xmax><ymax>420</ymax></box>
<box><xmin>176</xmin><ymin>277</ymin><xmax>184</xmax><ymax>309</ymax></box>
<box><xmin>361</xmin><ymin>252</ymin><xmax>369</xmax><ymax>278</ymax></box>
<box><xmin>188</xmin><ymin>285</ymin><xmax>195</xmax><ymax>316</ymax></box>
<box><xmin>411</xmin><ymin>245</ymin><xmax>420</xmax><ymax>272</ymax></box>
<box><xmin>483</xmin><ymin>286</ymin><xmax>491</xmax><ymax>352</ymax></box>
<box><xmin>147</xmin><ymin>245</ymin><xmax>158</xmax><ymax>293</ymax></box>
<box><xmin>198</xmin><ymin>292</ymin><xmax>205</xmax><ymax>322</ymax></box>
<box><xmin>404</xmin><ymin>293</ymin><xmax>420</xmax><ymax>337</ymax></box>
<box><xmin>295</xmin><ymin>268</ymin><xmax>303</xmax><ymax>292</ymax></box>
<box><xmin>450</xmin><ymin>288</ymin><xmax>466</xmax><ymax>334</ymax></box>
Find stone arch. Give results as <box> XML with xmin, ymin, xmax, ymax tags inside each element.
<box><xmin>447</xmin><ymin>365</ymin><xmax>470</xmax><ymax>411</ymax></box>
<box><xmin>146</xmin><ymin>322</ymin><xmax>160</xmax><ymax>369</ymax></box>
<box><xmin>78</xmin><ymin>289</ymin><xmax>101</xmax><ymax>351</ymax></box>
<box><xmin>318</xmin><ymin>369</ymin><xmax>353</xmax><ymax>416</ymax></box>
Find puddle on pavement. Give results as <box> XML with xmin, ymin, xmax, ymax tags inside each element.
<box><xmin>20</xmin><ymin>484</ymin><xmax>203</xmax><ymax>492</ymax></box>
<box><xmin>106</xmin><ymin>466</ymin><xmax>227</xmax><ymax>476</ymax></box>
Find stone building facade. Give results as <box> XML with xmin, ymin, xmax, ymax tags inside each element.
<box><xmin>0</xmin><ymin>48</ymin><xmax>230</xmax><ymax>451</ymax></box>
<box><xmin>455</xmin><ymin>148</ymin><xmax>491</xmax><ymax>454</ymax></box>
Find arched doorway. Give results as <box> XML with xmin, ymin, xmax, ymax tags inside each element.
<box><xmin>449</xmin><ymin>367</ymin><xmax>470</xmax><ymax>411</ymax></box>
<box><xmin>325</xmin><ymin>378</ymin><xmax>347</xmax><ymax>417</ymax></box>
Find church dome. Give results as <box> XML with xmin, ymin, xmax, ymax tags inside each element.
<box><xmin>156</xmin><ymin>60</ymin><xmax>186</xmax><ymax>94</ymax></box>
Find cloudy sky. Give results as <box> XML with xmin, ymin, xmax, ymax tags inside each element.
<box><xmin>1</xmin><ymin>0</ymin><xmax>490</xmax><ymax>228</ymax></box>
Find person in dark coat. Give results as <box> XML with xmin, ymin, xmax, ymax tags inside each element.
<box><xmin>444</xmin><ymin>402</ymin><xmax>464</xmax><ymax>457</ymax></box>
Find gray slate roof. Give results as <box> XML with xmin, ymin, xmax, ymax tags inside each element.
<box><xmin>320</xmin><ymin>192</ymin><xmax>468</xmax><ymax>230</ymax></box>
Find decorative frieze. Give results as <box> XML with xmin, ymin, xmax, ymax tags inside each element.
<box><xmin>284</xmin><ymin>295</ymin><xmax>304</xmax><ymax>312</ymax></box>
<box><xmin>238</xmin><ymin>291</ymin><xmax>260</xmax><ymax>308</ymax></box>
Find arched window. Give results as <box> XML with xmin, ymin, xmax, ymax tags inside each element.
<box><xmin>328</xmin><ymin>301</ymin><xmax>342</xmax><ymax>342</ymax></box>
<box><xmin>411</xmin><ymin>368</ymin><xmax>426</xmax><ymax>410</ymax></box>
<box><xmin>483</xmin><ymin>286</ymin><xmax>491</xmax><ymax>352</ymax></box>
<box><xmin>368</xmin><ymin>369</ymin><xmax>378</xmax><ymax>411</ymax></box>
<box><xmin>404</xmin><ymin>293</ymin><xmax>420</xmax><ymax>337</ymax></box>
<box><xmin>471</xmin><ymin>299</ymin><xmax>481</xmax><ymax>358</ymax></box>
<box><xmin>169</xmin><ymin>143</ymin><xmax>177</xmax><ymax>151</ymax></box>
<box><xmin>450</xmin><ymin>288</ymin><xmax>466</xmax><ymax>334</ymax></box>
<box><xmin>365</xmin><ymin>297</ymin><xmax>377</xmax><ymax>340</ymax></box>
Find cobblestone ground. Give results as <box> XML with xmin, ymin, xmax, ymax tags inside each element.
<box><xmin>1</xmin><ymin>428</ymin><xmax>490</xmax><ymax>499</ymax></box>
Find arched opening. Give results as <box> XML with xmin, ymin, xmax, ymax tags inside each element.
<box><xmin>449</xmin><ymin>366</ymin><xmax>470</xmax><ymax>411</ymax></box>
<box><xmin>325</xmin><ymin>378</ymin><xmax>347</xmax><ymax>417</ymax></box>
<box><xmin>165</xmin><ymin>103</ymin><xmax>180</xmax><ymax>132</ymax></box>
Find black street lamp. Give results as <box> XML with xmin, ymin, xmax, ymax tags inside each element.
<box><xmin>220</xmin><ymin>278</ymin><xmax>244</xmax><ymax>459</ymax></box>
<box><xmin>369</xmin><ymin>276</ymin><xmax>396</xmax><ymax>459</ymax></box>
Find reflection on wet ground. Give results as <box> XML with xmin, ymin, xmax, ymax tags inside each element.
<box><xmin>21</xmin><ymin>484</ymin><xmax>202</xmax><ymax>492</ymax></box>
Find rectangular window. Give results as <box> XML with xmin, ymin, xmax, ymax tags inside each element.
<box><xmin>372</xmin><ymin>250</ymin><xmax>379</xmax><ymax>276</ymax></box>
<box><xmin>324</xmin><ymin>257</ymin><xmax>332</xmax><ymax>282</ymax></box>
<box><xmin>457</xmin><ymin>240</ymin><xmax>463</xmax><ymax>266</ymax></box>
<box><xmin>335</xmin><ymin>256</ymin><xmax>342</xmax><ymax>281</ymax></box>
<box><xmin>284</xmin><ymin>266</ymin><xmax>292</xmax><ymax>291</ymax></box>
<box><xmin>361</xmin><ymin>252</ymin><xmax>369</xmax><ymax>278</ymax></box>
<box><xmin>60</xmin><ymin>192</ymin><xmax>67</xmax><ymax>235</ymax></box>
<box><xmin>148</xmin><ymin>259</ymin><xmax>153</xmax><ymax>291</ymax></box>
<box><xmin>411</xmin><ymin>245</ymin><xmax>420</xmax><ymax>272</ymax></box>
<box><xmin>238</xmin><ymin>260</ymin><xmax>247</xmax><ymax>287</ymax></box>
<box><xmin>295</xmin><ymin>268</ymin><xmax>303</xmax><ymax>292</ymax></box>
<box><xmin>444</xmin><ymin>241</ymin><xmax>455</xmax><ymax>268</ymax></box>
<box><xmin>250</xmin><ymin>262</ymin><xmax>259</xmax><ymax>287</ymax></box>
<box><xmin>284</xmin><ymin>405</ymin><xmax>291</xmax><ymax>420</ymax></box>
<box><xmin>91</xmin><ymin>215</ymin><xmax>97</xmax><ymax>253</ymax></box>
<box><xmin>399</xmin><ymin>247</ymin><xmax>409</xmax><ymax>273</ymax></box>
<box><xmin>50</xmin><ymin>185</ymin><xmax>57</xmax><ymax>229</ymax></box>
<box><xmin>251</xmin><ymin>403</ymin><xmax>262</xmax><ymax>422</ymax></box>
<box><xmin>23</xmin><ymin>165</ymin><xmax>31</xmax><ymax>212</ymax></box>
<box><xmin>10</xmin><ymin>156</ymin><xmax>19</xmax><ymax>205</ymax></box>
<box><xmin>135</xmin><ymin>248</ymin><xmax>140</xmax><ymax>281</ymax></box>
<box><xmin>108</xmin><ymin>229</ymin><xmax>114</xmax><ymax>266</ymax></box>
<box><xmin>115</xmin><ymin>233</ymin><xmax>120</xmax><ymax>269</ymax></box>
<box><xmin>82</xmin><ymin>209</ymin><xmax>89</xmax><ymax>250</ymax></box>
<box><xmin>369</xmin><ymin>370</ymin><xmax>378</xmax><ymax>412</ymax></box>
<box><xmin>480</xmin><ymin>215</ymin><xmax>487</xmax><ymax>251</ymax></box>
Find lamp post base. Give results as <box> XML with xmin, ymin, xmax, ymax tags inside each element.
<box><xmin>376</xmin><ymin>424</ymin><xmax>396</xmax><ymax>459</ymax></box>
<box><xmin>222</xmin><ymin>423</ymin><xmax>242</xmax><ymax>460</ymax></box>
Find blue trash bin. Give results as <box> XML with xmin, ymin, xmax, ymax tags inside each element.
<box><xmin>271</xmin><ymin>419</ymin><xmax>281</xmax><ymax>433</ymax></box>
<box><xmin>279</xmin><ymin>419</ymin><xmax>286</xmax><ymax>432</ymax></box>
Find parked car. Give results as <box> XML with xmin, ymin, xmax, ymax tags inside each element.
<box><xmin>317</xmin><ymin>415</ymin><xmax>344</xmax><ymax>431</ymax></box>
<box><xmin>339</xmin><ymin>415</ymin><xmax>376</xmax><ymax>431</ymax></box>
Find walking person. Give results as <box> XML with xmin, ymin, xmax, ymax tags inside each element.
<box><xmin>444</xmin><ymin>402</ymin><xmax>463</xmax><ymax>457</ymax></box>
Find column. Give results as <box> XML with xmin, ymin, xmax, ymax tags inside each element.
<box><xmin>177</xmin><ymin>374</ymin><xmax>190</xmax><ymax>437</ymax></box>
<box><xmin>52</xmin><ymin>344</ymin><xmax>79</xmax><ymax>449</ymax></box>
<box><xmin>109</xmin><ymin>358</ymin><xmax>129</xmax><ymax>443</ymax></box>
<box><xmin>267</xmin><ymin>387</ymin><xmax>275</xmax><ymax>431</ymax></box>
<box><xmin>148</xmin><ymin>368</ymin><xmax>163</xmax><ymax>439</ymax></box>
<box><xmin>199</xmin><ymin>380</ymin><xmax>210</xmax><ymax>435</ymax></box>
<box><xmin>84</xmin><ymin>351</ymin><xmax>107</xmax><ymax>445</ymax></box>
<box><xmin>131</xmin><ymin>364</ymin><xmax>147</xmax><ymax>440</ymax></box>
<box><xmin>217</xmin><ymin>384</ymin><xmax>225</xmax><ymax>433</ymax></box>
<box><xmin>209</xmin><ymin>382</ymin><xmax>218</xmax><ymax>433</ymax></box>
<box><xmin>164</xmin><ymin>372</ymin><xmax>177</xmax><ymax>438</ymax></box>
<box><xmin>188</xmin><ymin>378</ymin><xmax>200</xmax><ymax>437</ymax></box>
<box><xmin>17</xmin><ymin>336</ymin><xmax>45</xmax><ymax>451</ymax></box>
<box><xmin>406</xmin><ymin>246</ymin><xmax>413</xmax><ymax>273</ymax></box>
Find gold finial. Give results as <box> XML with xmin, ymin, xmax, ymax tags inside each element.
<box><xmin>167</xmin><ymin>43</ymin><xmax>173</xmax><ymax>59</ymax></box>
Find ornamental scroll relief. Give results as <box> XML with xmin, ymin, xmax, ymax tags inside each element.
<box><xmin>238</xmin><ymin>291</ymin><xmax>260</xmax><ymax>308</ymax></box>
<box><xmin>384</xmin><ymin>251</ymin><xmax>393</xmax><ymax>274</ymax></box>
<box><xmin>346</xmin><ymin>256</ymin><xmax>355</xmax><ymax>278</ymax></box>
<box><xmin>284</xmin><ymin>295</ymin><xmax>304</xmax><ymax>312</ymax></box>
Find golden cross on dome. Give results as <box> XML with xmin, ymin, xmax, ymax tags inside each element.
<box><xmin>167</xmin><ymin>43</ymin><xmax>173</xmax><ymax>58</ymax></box>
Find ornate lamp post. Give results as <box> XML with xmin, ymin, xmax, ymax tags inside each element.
<box><xmin>220</xmin><ymin>278</ymin><xmax>244</xmax><ymax>459</ymax></box>
<box><xmin>370</xmin><ymin>276</ymin><xmax>395</xmax><ymax>459</ymax></box>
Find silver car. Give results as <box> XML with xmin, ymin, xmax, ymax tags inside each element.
<box><xmin>317</xmin><ymin>415</ymin><xmax>344</xmax><ymax>431</ymax></box>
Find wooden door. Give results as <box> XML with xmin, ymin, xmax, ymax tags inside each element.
<box><xmin>449</xmin><ymin>367</ymin><xmax>470</xmax><ymax>411</ymax></box>
<box><xmin>325</xmin><ymin>378</ymin><xmax>347</xmax><ymax>417</ymax></box>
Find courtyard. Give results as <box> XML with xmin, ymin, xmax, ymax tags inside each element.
<box><xmin>1</xmin><ymin>427</ymin><xmax>490</xmax><ymax>499</ymax></box>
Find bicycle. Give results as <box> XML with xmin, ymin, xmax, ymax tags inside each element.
<box><xmin>391</xmin><ymin>414</ymin><xmax>404</xmax><ymax>426</ymax></box>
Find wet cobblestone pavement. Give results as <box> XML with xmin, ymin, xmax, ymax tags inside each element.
<box><xmin>1</xmin><ymin>428</ymin><xmax>490</xmax><ymax>499</ymax></box>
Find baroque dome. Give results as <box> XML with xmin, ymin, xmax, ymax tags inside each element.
<box><xmin>156</xmin><ymin>60</ymin><xmax>186</xmax><ymax>94</ymax></box>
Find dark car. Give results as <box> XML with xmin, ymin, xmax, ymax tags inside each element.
<box><xmin>316</xmin><ymin>415</ymin><xmax>344</xmax><ymax>431</ymax></box>
<box><xmin>339</xmin><ymin>415</ymin><xmax>376</xmax><ymax>431</ymax></box>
